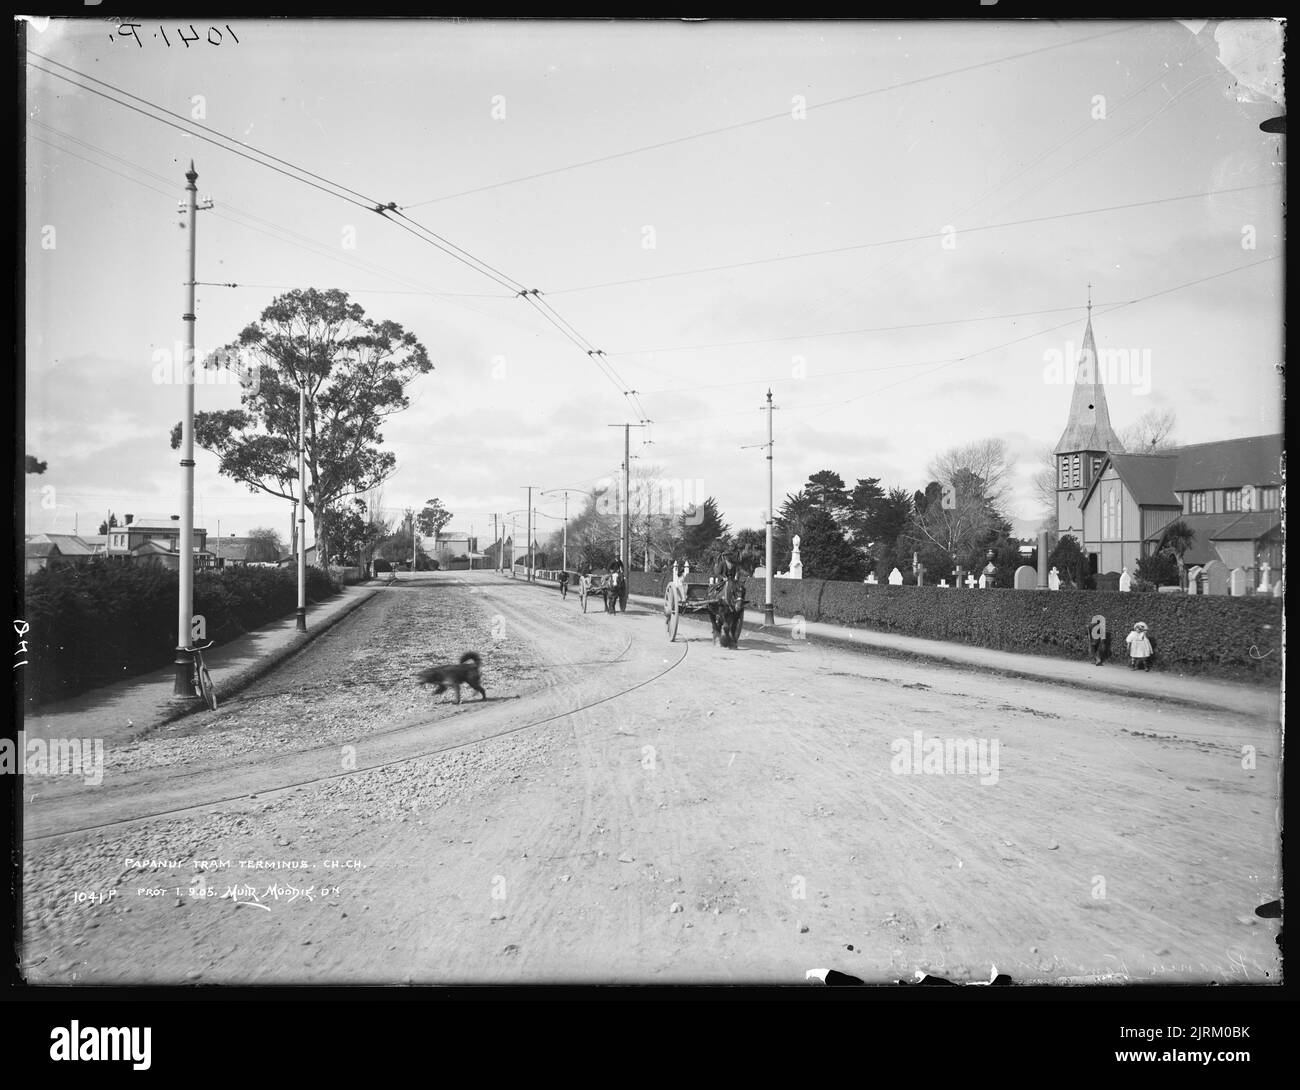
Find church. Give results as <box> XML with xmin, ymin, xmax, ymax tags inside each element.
<box><xmin>1053</xmin><ymin>308</ymin><xmax>1282</xmax><ymax>581</ymax></box>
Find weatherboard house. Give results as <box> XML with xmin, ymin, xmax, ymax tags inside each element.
<box><xmin>1053</xmin><ymin>312</ymin><xmax>1282</xmax><ymax>580</ymax></box>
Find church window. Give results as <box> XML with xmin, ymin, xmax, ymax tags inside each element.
<box><xmin>1071</xmin><ymin>455</ymin><xmax>1081</xmax><ymax>487</ymax></box>
<box><xmin>1225</xmin><ymin>489</ymin><xmax>1243</xmax><ymax>512</ymax></box>
<box><xmin>1188</xmin><ymin>491</ymin><xmax>1207</xmax><ymax>514</ymax></box>
<box><xmin>1102</xmin><ymin>487</ymin><xmax>1121</xmax><ymax>540</ymax></box>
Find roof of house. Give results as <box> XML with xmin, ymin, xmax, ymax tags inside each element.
<box><xmin>131</xmin><ymin>539</ymin><xmax>175</xmax><ymax>555</ymax></box>
<box><xmin>1167</xmin><ymin>434</ymin><xmax>1283</xmax><ymax>491</ymax></box>
<box><xmin>124</xmin><ymin>519</ymin><xmax>209</xmax><ymax>533</ymax></box>
<box><xmin>1054</xmin><ymin>316</ymin><xmax>1125</xmax><ymax>455</ymax></box>
<box><xmin>1141</xmin><ymin>511</ymin><xmax>1281</xmax><ymax>566</ymax></box>
<box><xmin>1209</xmin><ymin>511</ymin><xmax>1283</xmax><ymax>542</ymax></box>
<box><xmin>42</xmin><ymin>533</ymin><xmax>101</xmax><ymax>557</ymax></box>
<box><xmin>25</xmin><ymin>541</ymin><xmax>58</xmax><ymax>558</ymax></box>
<box><xmin>1097</xmin><ymin>453</ymin><xmax>1181</xmax><ymax>507</ymax></box>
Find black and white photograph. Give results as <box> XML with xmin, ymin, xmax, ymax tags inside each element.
<box><xmin>15</xmin><ymin>14</ymin><xmax>1285</xmax><ymax>1008</ymax></box>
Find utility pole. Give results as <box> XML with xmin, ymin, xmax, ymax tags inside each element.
<box><xmin>522</xmin><ymin>486</ymin><xmax>538</xmax><ymax>581</ymax></box>
<box><xmin>492</xmin><ymin>513</ymin><xmax>498</xmax><ymax>572</ymax></box>
<box><xmin>510</xmin><ymin>514</ymin><xmax>516</xmax><ymax>577</ymax></box>
<box><xmin>173</xmin><ymin>161</ymin><xmax>213</xmax><ymax>697</ymax></box>
<box><xmin>296</xmin><ymin>383</ymin><xmax>307</xmax><ymax>631</ymax></box>
<box><xmin>607</xmin><ymin>423</ymin><xmax>649</xmax><ymax>573</ymax></box>
<box><xmin>763</xmin><ymin>390</ymin><xmax>778</xmax><ymax>626</ymax></box>
<box><xmin>410</xmin><ymin>508</ymin><xmax>416</xmax><ymax>574</ymax></box>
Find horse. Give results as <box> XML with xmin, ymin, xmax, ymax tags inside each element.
<box><xmin>707</xmin><ymin>549</ymin><xmax>754</xmax><ymax>648</ymax></box>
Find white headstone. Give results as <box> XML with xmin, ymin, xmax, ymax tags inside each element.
<box><xmin>1273</xmin><ymin>580</ymin><xmax>1283</xmax><ymax>598</ymax></box>
<box><xmin>888</xmin><ymin>567</ymin><xmax>903</xmax><ymax>586</ymax></box>
<box><xmin>938</xmin><ymin>579</ymin><xmax>949</xmax><ymax>588</ymax></box>
<box><xmin>1048</xmin><ymin>567</ymin><xmax>1061</xmax><ymax>591</ymax></box>
<box><xmin>965</xmin><ymin>573</ymin><xmax>977</xmax><ymax>590</ymax></box>
<box><xmin>1013</xmin><ymin>565</ymin><xmax>1036</xmax><ymax>590</ymax></box>
<box><xmin>1258</xmin><ymin>560</ymin><xmax>1272</xmax><ymax>593</ymax></box>
<box><xmin>751</xmin><ymin>565</ymin><xmax>768</xmax><ymax>579</ymax></box>
<box><xmin>1118</xmin><ymin>566</ymin><xmax>1131</xmax><ymax>593</ymax></box>
<box><xmin>1229</xmin><ymin>567</ymin><xmax>1247</xmax><ymax>597</ymax></box>
<box><xmin>865</xmin><ymin>572</ymin><xmax>878</xmax><ymax>585</ymax></box>
<box><xmin>978</xmin><ymin>573</ymin><xmax>988</xmax><ymax>589</ymax></box>
<box><xmin>1186</xmin><ymin>566</ymin><xmax>1203</xmax><ymax>595</ymax></box>
<box><xmin>788</xmin><ymin>535</ymin><xmax>803</xmax><ymax>580</ymax></box>
<box><xmin>1204</xmin><ymin>559</ymin><xmax>1229</xmax><ymax>595</ymax></box>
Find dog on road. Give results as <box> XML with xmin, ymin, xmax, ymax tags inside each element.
<box><xmin>418</xmin><ymin>651</ymin><xmax>486</xmax><ymax>704</ymax></box>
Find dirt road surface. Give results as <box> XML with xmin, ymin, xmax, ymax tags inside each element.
<box><xmin>21</xmin><ymin>571</ymin><xmax>1282</xmax><ymax>985</ymax></box>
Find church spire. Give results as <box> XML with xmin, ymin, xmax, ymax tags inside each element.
<box><xmin>1054</xmin><ymin>298</ymin><xmax>1123</xmax><ymax>455</ymax></box>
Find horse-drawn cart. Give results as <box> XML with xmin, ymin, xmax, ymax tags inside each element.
<box><xmin>663</xmin><ymin>559</ymin><xmax>746</xmax><ymax>647</ymax></box>
<box><xmin>578</xmin><ymin>569</ymin><xmax>627</xmax><ymax>614</ymax></box>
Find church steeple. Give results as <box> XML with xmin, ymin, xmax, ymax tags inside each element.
<box><xmin>1054</xmin><ymin>294</ymin><xmax>1123</xmax><ymax>456</ymax></box>
<box><xmin>1054</xmin><ymin>295</ymin><xmax>1125</xmax><ymax>542</ymax></box>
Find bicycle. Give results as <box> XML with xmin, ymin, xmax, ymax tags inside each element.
<box><xmin>186</xmin><ymin>640</ymin><xmax>218</xmax><ymax>711</ymax></box>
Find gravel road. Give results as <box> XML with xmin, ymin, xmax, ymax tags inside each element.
<box><xmin>21</xmin><ymin>571</ymin><xmax>1281</xmax><ymax>985</ymax></box>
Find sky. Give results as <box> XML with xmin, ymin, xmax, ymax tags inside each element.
<box><xmin>23</xmin><ymin>17</ymin><xmax>1285</xmax><ymax>548</ymax></box>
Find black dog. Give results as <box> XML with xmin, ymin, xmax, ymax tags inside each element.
<box><xmin>418</xmin><ymin>651</ymin><xmax>486</xmax><ymax>704</ymax></box>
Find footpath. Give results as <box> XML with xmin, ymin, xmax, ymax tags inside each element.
<box><xmin>623</xmin><ymin>590</ymin><xmax>1280</xmax><ymax>720</ymax></box>
<box><xmin>23</xmin><ymin>583</ymin><xmax>381</xmax><ymax>743</ymax></box>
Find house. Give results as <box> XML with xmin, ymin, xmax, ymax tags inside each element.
<box><xmin>24</xmin><ymin>533</ymin><xmax>107</xmax><ymax>574</ymax></box>
<box><xmin>211</xmin><ymin>536</ymin><xmax>281</xmax><ymax>568</ymax></box>
<box><xmin>1053</xmin><ymin>310</ymin><xmax>1282</xmax><ymax>579</ymax></box>
<box><xmin>103</xmin><ymin>515</ymin><xmax>212</xmax><ymax>568</ymax></box>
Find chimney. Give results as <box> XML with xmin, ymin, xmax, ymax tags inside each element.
<box><xmin>124</xmin><ymin>514</ymin><xmax>134</xmax><ymax>526</ymax></box>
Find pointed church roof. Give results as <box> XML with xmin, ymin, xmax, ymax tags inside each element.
<box><xmin>1054</xmin><ymin>313</ymin><xmax>1124</xmax><ymax>455</ymax></box>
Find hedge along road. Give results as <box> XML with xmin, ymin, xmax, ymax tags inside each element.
<box><xmin>22</xmin><ymin>571</ymin><xmax>1280</xmax><ymax>985</ymax></box>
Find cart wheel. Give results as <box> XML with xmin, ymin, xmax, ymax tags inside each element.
<box><xmin>665</xmin><ymin>588</ymin><xmax>680</xmax><ymax>642</ymax></box>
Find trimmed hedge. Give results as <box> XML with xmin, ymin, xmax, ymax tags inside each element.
<box><xmin>628</xmin><ymin>571</ymin><xmax>1281</xmax><ymax>678</ymax></box>
<box><xmin>22</xmin><ymin>561</ymin><xmax>342</xmax><ymax>707</ymax></box>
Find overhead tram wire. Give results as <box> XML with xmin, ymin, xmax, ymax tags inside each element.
<box><xmin>547</xmin><ymin>183</ymin><xmax>1278</xmax><ymax>298</ymax></box>
<box><xmin>400</xmin><ymin>23</ymin><xmax>1140</xmax><ymax>209</ymax></box>
<box><xmin>27</xmin><ymin>55</ymin><xmax>628</xmax><ymax>405</ymax></box>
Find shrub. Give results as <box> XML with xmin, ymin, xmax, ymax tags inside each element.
<box><xmin>22</xmin><ymin>560</ymin><xmax>342</xmax><ymax>708</ymax></box>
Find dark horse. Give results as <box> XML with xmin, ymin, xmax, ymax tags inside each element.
<box><xmin>708</xmin><ymin>549</ymin><xmax>754</xmax><ymax>648</ymax></box>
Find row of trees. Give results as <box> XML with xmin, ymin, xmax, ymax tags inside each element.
<box><xmin>545</xmin><ymin>438</ymin><xmax>1033</xmax><ymax>585</ymax></box>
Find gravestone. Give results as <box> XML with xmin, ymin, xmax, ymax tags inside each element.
<box><xmin>938</xmin><ymin>579</ymin><xmax>949</xmax><ymax>588</ymax></box>
<box><xmin>1204</xmin><ymin>559</ymin><xmax>1229</xmax><ymax>596</ymax></box>
<box><xmin>1185</xmin><ymin>566</ymin><xmax>1203</xmax><ymax>595</ymax></box>
<box><xmin>751</xmin><ymin>565</ymin><xmax>767</xmax><ymax>579</ymax></box>
<box><xmin>1274</xmin><ymin>580</ymin><xmax>1283</xmax><ymax>598</ymax></box>
<box><xmin>1258</xmin><ymin>560</ymin><xmax>1272</xmax><ymax>593</ymax></box>
<box><xmin>788</xmin><ymin>535</ymin><xmax>803</xmax><ymax>580</ymax></box>
<box><xmin>1013</xmin><ymin>565</ymin><xmax>1037</xmax><ymax>590</ymax></box>
<box><xmin>1118</xmin><ymin>567</ymin><xmax>1131</xmax><ymax>593</ymax></box>
<box><xmin>1048</xmin><ymin>567</ymin><xmax>1061</xmax><ymax>591</ymax></box>
<box><xmin>965</xmin><ymin>573</ymin><xmax>977</xmax><ymax>590</ymax></box>
<box><xmin>888</xmin><ymin>568</ymin><xmax>903</xmax><ymax>586</ymax></box>
<box><xmin>978</xmin><ymin>573</ymin><xmax>988</xmax><ymax>589</ymax></box>
<box><xmin>1229</xmin><ymin>567</ymin><xmax>1247</xmax><ymax>597</ymax></box>
<box><xmin>864</xmin><ymin>572</ymin><xmax>878</xmax><ymax>585</ymax></box>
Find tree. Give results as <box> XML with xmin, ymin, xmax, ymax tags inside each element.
<box><xmin>865</xmin><ymin>487</ymin><xmax>914</xmax><ymax>578</ymax></box>
<box><xmin>901</xmin><ymin>440</ymin><xmax>1017</xmax><ymax>574</ymax></box>
<box><xmin>799</xmin><ymin>508</ymin><xmax>865</xmax><ymax>581</ymax></box>
<box><xmin>1048</xmin><ymin>533</ymin><xmax>1089</xmax><ymax>589</ymax></box>
<box><xmin>171</xmin><ymin>288</ymin><xmax>433</xmax><ymax>569</ymax></box>
<box><xmin>97</xmin><ymin>513</ymin><xmax>119</xmax><ymax>536</ymax></box>
<box><xmin>1136</xmin><ymin>549</ymin><xmax>1179</xmax><ymax>587</ymax></box>
<box><xmin>844</xmin><ymin>476</ymin><xmax>886</xmax><ymax>544</ymax></box>
<box><xmin>26</xmin><ymin>455</ymin><xmax>47</xmax><ymax>475</ymax></box>
<box><xmin>1157</xmin><ymin>519</ymin><xmax>1196</xmax><ymax>589</ymax></box>
<box><xmin>1031</xmin><ymin>445</ymin><xmax>1059</xmax><ymax>533</ymax></box>
<box><xmin>804</xmin><ymin>470</ymin><xmax>851</xmax><ymax>521</ymax></box>
<box><xmin>680</xmin><ymin>497</ymin><xmax>729</xmax><ymax>561</ymax></box>
<box><xmin>416</xmin><ymin>498</ymin><xmax>453</xmax><ymax>542</ymax></box>
<box><xmin>1120</xmin><ymin>408</ymin><xmax>1177</xmax><ymax>453</ymax></box>
<box><xmin>245</xmin><ymin>527</ymin><xmax>285</xmax><ymax>563</ymax></box>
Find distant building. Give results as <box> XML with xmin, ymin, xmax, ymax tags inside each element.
<box><xmin>103</xmin><ymin>515</ymin><xmax>212</xmax><ymax>568</ymax></box>
<box><xmin>1053</xmin><ymin>309</ymin><xmax>1282</xmax><ymax>579</ymax></box>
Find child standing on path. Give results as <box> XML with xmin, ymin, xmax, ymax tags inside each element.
<box><xmin>1125</xmin><ymin>621</ymin><xmax>1153</xmax><ymax>670</ymax></box>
